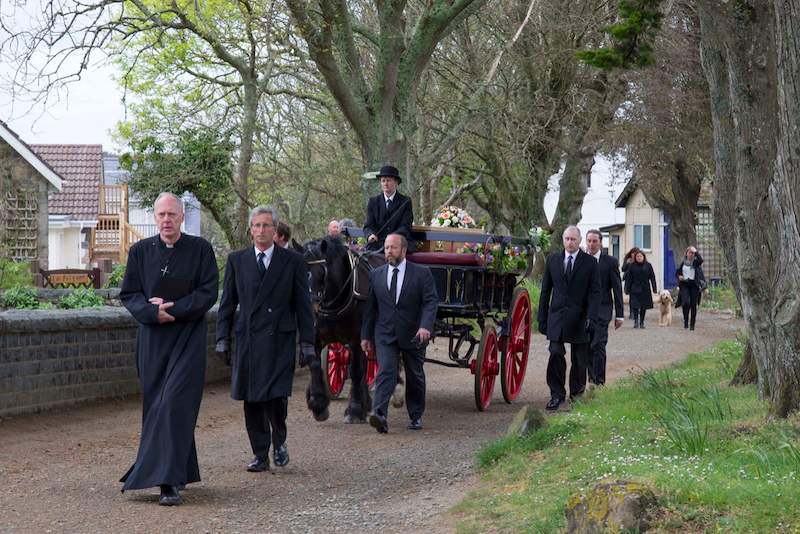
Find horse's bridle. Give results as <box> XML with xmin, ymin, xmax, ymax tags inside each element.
<box><xmin>306</xmin><ymin>248</ymin><xmax>364</xmax><ymax>318</ymax></box>
<box><xmin>306</xmin><ymin>258</ymin><xmax>328</xmax><ymax>303</ymax></box>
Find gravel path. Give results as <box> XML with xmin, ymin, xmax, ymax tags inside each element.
<box><xmin>0</xmin><ymin>311</ymin><xmax>742</xmax><ymax>533</ymax></box>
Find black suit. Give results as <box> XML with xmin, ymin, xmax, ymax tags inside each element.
<box><xmin>588</xmin><ymin>253</ymin><xmax>624</xmax><ymax>385</ymax></box>
<box><xmin>361</xmin><ymin>261</ymin><xmax>438</xmax><ymax>421</ymax></box>
<box><xmin>363</xmin><ymin>192</ymin><xmax>415</xmax><ymax>252</ymax></box>
<box><xmin>537</xmin><ymin>250</ymin><xmax>601</xmax><ymax>400</ymax></box>
<box><xmin>217</xmin><ymin>245</ymin><xmax>314</xmax><ymax>461</ymax></box>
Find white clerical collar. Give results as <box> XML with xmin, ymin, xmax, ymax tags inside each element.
<box><xmin>384</xmin><ymin>191</ymin><xmax>397</xmax><ymax>202</ymax></box>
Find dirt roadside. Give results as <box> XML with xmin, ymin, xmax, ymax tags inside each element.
<box><xmin>0</xmin><ymin>312</ymin><xmax>742</xmax><ymax>533</ymax></box>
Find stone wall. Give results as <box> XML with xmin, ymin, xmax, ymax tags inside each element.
<box><xmin>0</xmin><ymin>306</ymin><xmax>230</xmax><ymax>417</ymax></box>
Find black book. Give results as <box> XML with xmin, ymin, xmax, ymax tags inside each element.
<box><xmin>155</xmin><ymin>277</ymin><xmax>192</xmax><ymax>301</ymax></box>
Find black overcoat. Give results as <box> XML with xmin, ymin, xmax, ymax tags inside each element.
<box><xmin>216</xmin><ymin>245</ymin><xmax>315</xmax><ymax>402</ymax></box>
<box><xmin>597</xmin><ymin>253</ymin><xmax>625</xmax><ymax>323</ymax></box>
<box><xmin>120</xmin><ymin>234</ymin><xmax>219</xmax><ymax>491</ymax></box>
<box><xmin>626</xmin><ymin>261</ymin><xmax>657</xmax><ymax>310</ymax></box>
<box><xmin>537</xmin><ymin>250</ymin><xmax>601</xmax><ymax>344</ymax></box>
<box><xmin>363</xmin><ymin>192</ymin><xmax>415</xmax><ymax>252</ymax></box>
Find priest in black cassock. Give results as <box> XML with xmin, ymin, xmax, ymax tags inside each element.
<box><xmin>215</xmin><ymin>206</ymin><xmax>315</xmax><ymax>473</ymax></box>
<box><xmin>120</xmin><ymin>192</ymin><xmax>219</xmax><ymax>506</ymax></box>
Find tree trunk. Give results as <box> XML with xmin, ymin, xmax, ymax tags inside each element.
<box><xmin>730</xmin><ymin>338</ymin><xmax>758</xmax><ymax>386</ymax></box>
<box><xmin>698</xmin><ymin>0</ymin><xmax>800</xmax><ymax>418</ymax></box>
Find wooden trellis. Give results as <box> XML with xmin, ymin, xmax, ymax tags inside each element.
<box><xmin>0</xmin><ymin>189</ymin><xmax>39</xmax><ymax>262</ymax></box>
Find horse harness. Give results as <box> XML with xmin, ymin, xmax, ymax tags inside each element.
<box><xmin>307</xmin><ymin>248</ymin><xmax>377</xmax><ymax>318</ymax></box>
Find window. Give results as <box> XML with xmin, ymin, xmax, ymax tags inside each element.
<box><xmin>611</xmin><ymin>235</ymin><xmax>620</xmax><ymax>261</ymax></box>
<box><xmin>634</xmin><ymin>224</ymin><xmax>651</xmax><ymax>250</ymax></box>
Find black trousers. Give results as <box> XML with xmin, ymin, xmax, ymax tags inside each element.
<box><xmin>546</xmin><ymin>340</ymin><xmax>589</xmax><ymax>400</ymax></box>
<box><xmin>588</xmin><ymin>320</ymin><xmax>610</xmax><ymax>385</ymax></box>
<box><xmin>680</xmin><ymin>281</ymin><xmax>700</xmax><ymax>327</ymax></box>
<box><xmin>373</xmin><ymin>340</ymin><xmax>426</xmax><ymax>420</ymax></box>
<box><xmin>244</xmin><ymin>398</ymin><xmax>288</xmax><ymax>461</ymax></box>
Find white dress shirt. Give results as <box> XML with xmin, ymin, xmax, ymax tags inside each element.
<box><xmin>564</xmin><ymin>251</ymin><xmax>578</xmax><ymax>272</ymax></box>
<box><xmin>386</xmin><ymin>259</ymin><xmax>407</xmax><ymax>304</ymax></box>
<box><xmin>254</xmin><ymin>244</ymin><xmax>275</xmax><ymax>271</ymax></box>
<box><xmin>384</xmin><ymin>191</ymin><xmax>397</xmax><ymax>209</ymax></box>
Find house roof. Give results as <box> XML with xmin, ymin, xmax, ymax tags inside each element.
<box><xmin>615</xmin><ymin>179</ymin><xmax>643</xmax><ymax>208</ymax></box>
<box><xmin>31</xmin><ymin>144</ymin><xmax>104</xmax><ymax>220</ymax></box>
<box><xmin>0</xmin><ymin>121</ymin><xmax>64</xmax><ymax>191</ymax></box>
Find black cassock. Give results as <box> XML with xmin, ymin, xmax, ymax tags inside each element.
<box><xmin>120</xmin><ymin>234</ymin><xmax>219</xmax><ymax>491</ymax></box>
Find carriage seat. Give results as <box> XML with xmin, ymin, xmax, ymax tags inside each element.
<box><xmin>406</xmin><ymin>252</ymin><xmax>484</xmax><ymax>266</ymax></box>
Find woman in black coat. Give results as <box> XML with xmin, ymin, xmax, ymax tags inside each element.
<box><xmin>621</xmin><ymin>247</ymin><xmax>641</xmax><ymax>320</ymax></box>
<box><xmin>624</xmin><ymin>251</ymin><xmax>657</xmax><ymax>329</ymax></box>
<box><xmin>675</xmin><ymin>246</ymin><xmax>708</xmax><ymax>330</ymax></box>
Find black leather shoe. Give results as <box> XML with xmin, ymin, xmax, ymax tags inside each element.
<box><xmin>177</xmin><ymin>483</ymin><xmax>186</xmax><ymax>491</ymax></box>
<box><xmin>369</xmin><ymin>412</ymin><xmax>388</xmax><ymax>433</ymax></box>
<box><xmin>545</xmin><ymin>397</ymin><xmax>564</xmax><ymax>411</ymax></box>
<box><xmin>247</xmin><ymin>456</ymin><xmax>269</xmax><ymax>472</ymax></box>
<box><xmin>690</xmin><ymin>325</ymin><xmax>695</xmax><ymax>331</ymax></box>
<box><xmin>273</xmin><ymin>444</ymin><xmax>290</xmax><ymax>467</ymax></box>
<box><xmin>408</xmin><ymin>418</ymin><xmax>422</xmax><ymax>430</ymax></box>
<box><xmin>158</xmin><ymin>485</ymin><xmax>181</xmax><ymax>506</ymax></box>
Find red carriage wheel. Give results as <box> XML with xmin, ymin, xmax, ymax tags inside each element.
<box><xmin>324</xmin><ymin>343</ymin><xmax>349</xmax><ymax>398</ymax></box>
<box><xmin>471</xmin><ymin>326</ymin><xmax>499</xmax><ymax>411</ymax></box>
<box><xmin>366</xmin><ymin>346</ymin><xmax>378</xmax><ymax>390</ymax></box>
<box><xmin>501</xmin><ymin>287</ymin><xmax>532</xmax><ymax>404</ymax></box>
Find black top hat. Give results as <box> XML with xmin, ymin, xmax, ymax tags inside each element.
<box><xmin>376</xmin><ymin>165</ymin><xmax>402</xmax><ymax>184</ymax></box>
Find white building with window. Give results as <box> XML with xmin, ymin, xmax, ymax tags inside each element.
<box><xmin>544</xmin><ymin>155</ymin><xmax>628</xmax><ymax>257</ymax></box>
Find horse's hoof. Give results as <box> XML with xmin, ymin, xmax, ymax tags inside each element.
<box><xmin>343</xmin><ymin>414</ymin><xmax>366</xmax><ymax>424</ymax></box>
<box><xmin>313</xmin><ymin>408</ymin><xmax>330</xmax><ymax>422</ymax></box>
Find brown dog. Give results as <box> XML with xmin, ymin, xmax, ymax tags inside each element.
<box><xmin>658</xmin><ymin>290</ymin><xmax>674</xmax><ymax>327</ymax></box>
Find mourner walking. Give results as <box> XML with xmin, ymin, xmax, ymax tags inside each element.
<box><xmin>216</xmin><ymin>206</ymin><xmax>315</xmax><ymax>473</ymax></box>
<box><xmin>537</xmin><ymin>226</ymin><xmax>601</xmax><ymax>410</ymax></box>
<box><xmin>361</xmin><ymin>234</ymin><xmax>438</xmax><ymax>433</ymax></box>
<box><xmin>584</xmin><ymin>230</ymin><xmax>624</xmax><ymax>387</ymax></box>
<box><xmin>119</xmin><ymin>192</ymin><xmax>219</xmax><ymax>506</ymax></box>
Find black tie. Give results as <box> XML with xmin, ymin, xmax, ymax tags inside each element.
<box><xmin>390</xmin><ymin>267</ymin><xmax>399</xmax><ymax>304</ymax></box>
<box><xmin>565</xmin><ymin>255</ymin><xmax>573</xmax><ymax>280</ymax></box>
<box><xmin>257</xmin><ymin>252</ymin><xmax>266</xmax><ymax>278</ymax></box>
<box><xmin>386</xmin><ymin>198</ymin><xmax>392</xmax><ymax>212</ymax></box>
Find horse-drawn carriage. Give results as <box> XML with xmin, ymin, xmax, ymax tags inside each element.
<box><xmin>299</xmin><ymin>226</ymin><xmax>533</xmax><ymax>422</ymax></box>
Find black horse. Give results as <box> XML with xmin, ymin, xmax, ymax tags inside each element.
<box><xmin>297</xmin><ymin>237</ymin><xmax>387</xmax><ymax>423</ymax></box>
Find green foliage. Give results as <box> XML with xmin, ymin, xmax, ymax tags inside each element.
<box><xmin>454</xmin><ymin>338</ymin><xmax>800</xmax><ymax>533</ymax></box>
<box><xmin>0</xmin><ymin>259</ymin><xmax>35</xmax><ymax>290</ymax></box>
<box><xmin>458</xmin><ymin>239</ymin><xmax>533</xmax><ymax>275</ymax></box>
<box><xmin>58</xmin><ymin>288</ymin><xmax>104</xmax><ymax>309</ymax></box>
<box><xmin>700</xmin><ymin>280</ymin><xmax>740</xmax><ymax>313</ymax></box>
<box><xmin>0</xmin><ymin>287</ymin><xmax>52</xmax><ymax>309</ymax></box>
<box><xmin>103</xmin><ymin>264</ymin><xmax>126</xmax><ymax>289</ymax></box>
<box><xmin>120</xmin><ymin>130</ymin><xmax>236</xmax><ymax>244</ymax></box>
<box><xmin>524</xmin><ymin>278</ymin><xmax>541</xmax><ymax>332</ymax></box>
<box><xmin>575</xmin><ymin>0</ymin><xmax>665</xmax><ymax>70</ymax></box>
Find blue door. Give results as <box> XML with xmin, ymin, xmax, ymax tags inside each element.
<box><xmin>663</xmin><ymin>214</ymin><xmax>677</xmax><ymax>289</ymax></box>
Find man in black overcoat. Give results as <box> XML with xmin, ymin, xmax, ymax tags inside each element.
<box><xmin>584</xmin><ymin>229</ymin><xmax>624</xmax><ymax>386</ymax></box>
<box><xmin>537</xmin><ymin>226</ymin><xmax>601</xmax><ymax>411</ymax></box>
<box><xmin>361</xmin><ymin>234</ymin><xmax>438</xmax><ymax>433</ymax></box>
<box><xmin>216</xmin><ymin>206</ymin><xmax>315</xmax><ymax>472</ymax></box>
<box><xmin>120</xmin><ymin>192</ymin><xmax>219</xmax><ymax>506</ymax></box>
<box><xmin>363</xmin><ymin>165</ymin><xmax>415</xmax><ymax>252</ymax></box>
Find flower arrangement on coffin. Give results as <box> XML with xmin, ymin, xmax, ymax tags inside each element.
<box><xmin>458</xmin><ymin>238</ymin><xmax>532</xmax><ymax>274</ymax></box>
<box><xmin>430</xmin><ymin>206</ymin><xmax>477</xmax><ymax>229</ymax></box>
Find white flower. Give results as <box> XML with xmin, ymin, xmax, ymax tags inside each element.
<box><xmin>452</xmin><ymin>217</ymin><xmax>459</xmax><ymax>224</ymax></box>
<box><xmin>443</xmin><ymin>219</ymin><xmax>451</xmax><ymax>227</ymax></box>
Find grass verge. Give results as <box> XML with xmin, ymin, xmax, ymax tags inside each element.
<box><xmin>452</xmin><ymin>337</ymin><xmax>800</xmax><ymax>533</ymax></box>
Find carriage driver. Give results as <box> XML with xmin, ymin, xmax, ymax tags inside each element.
<box><xmin>363</xmin><ymin>165</ymin><xmax>415</xmax><ymax>252</ymax></box>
